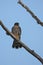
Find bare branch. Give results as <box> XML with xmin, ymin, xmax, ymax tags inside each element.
<box><xmin>0</xmin><ymin>20</ymin><xmax>43</xmax><ymax>64</ymax></box>
<box><xmin>18</xmin><ymin>0</ymin><xmax>43</xmax><ymax>26</ymax></box>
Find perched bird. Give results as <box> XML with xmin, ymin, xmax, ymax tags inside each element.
<box><xmin>12</xmin><ymin>22</ymin><xmax>22</xmax><ymax>49</ymax></box>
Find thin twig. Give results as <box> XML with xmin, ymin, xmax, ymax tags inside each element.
<box><xmin>18</xmin><ymin>0</ymin><xmax>43</xmax><ymax>26</ymax></box>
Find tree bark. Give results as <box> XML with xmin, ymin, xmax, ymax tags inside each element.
<box><xmin>18</xmin><ymin>0</ymin><xmax>43</xmax><ymax>26</ymax></box>
<box><xmin>0</xmin><ymin>20</ymin><xmax>43</xmax><ymax>64</ymax></box>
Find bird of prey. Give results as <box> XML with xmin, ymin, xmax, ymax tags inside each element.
<box><xmin>12</xmin><ymin>22</ymin><xmax>22</xmax><ymax>49</ymax></box>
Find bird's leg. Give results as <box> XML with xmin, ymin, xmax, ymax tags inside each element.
<box><xmin>0</xmin><ymin>20</ymin><xmax>2</xmax><ymax>25</ymax></box>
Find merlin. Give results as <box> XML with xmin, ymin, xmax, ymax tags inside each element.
<box><xmin>12</xmin><ymin>22</ymin><xmax>22</xmax><ymax>49</ymax></box>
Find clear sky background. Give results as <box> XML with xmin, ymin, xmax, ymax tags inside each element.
<box><xmin>0</xmin><ymin>0</ymin><xmax>43</xmax><ymax>65</ymax></box>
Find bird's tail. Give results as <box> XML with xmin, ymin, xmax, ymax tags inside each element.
<box><xmin>12</xmin><ymin>40</ymin><xmax>22</xmax><ymax>49</ymax></box>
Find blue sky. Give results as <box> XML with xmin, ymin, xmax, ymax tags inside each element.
<box><xmin>0</xmin><ymin>0</ymin><xmax>43</xmax><ymax>65</ymax></box>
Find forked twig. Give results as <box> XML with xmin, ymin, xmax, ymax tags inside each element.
<box><xmin>0</xmin><ymin>20</ymin><xmax>43</xmax><ymax>64</ymax></box>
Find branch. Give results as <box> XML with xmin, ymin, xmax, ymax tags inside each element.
<box><xmin>0</xmin><ymin>20</ymin><xmax>43</xmax><ymax>64</ymax></box>
<box><xmin>18</xmin><ymin>0</ymin><xmax>43</xmax><ymax>26</ymax></box>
